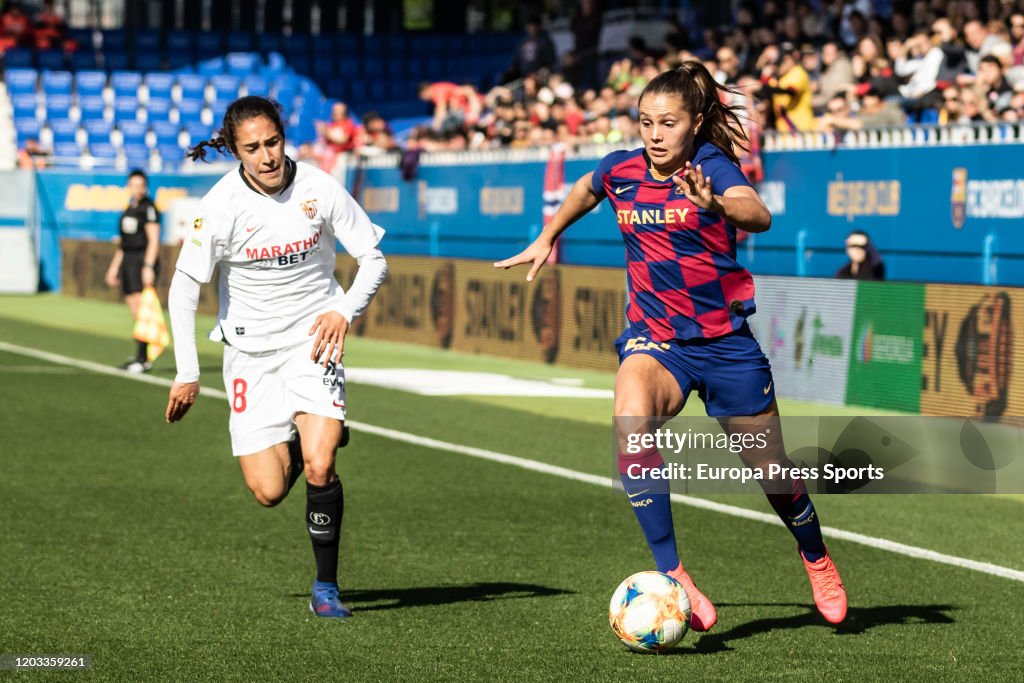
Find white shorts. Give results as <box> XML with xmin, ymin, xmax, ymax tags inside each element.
<box><xmin>222</xmin><ymin>340</ymin><xmax>346</xmax><ymax>456</ymax></box>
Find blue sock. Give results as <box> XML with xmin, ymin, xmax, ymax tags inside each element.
<box><xmin>768</xmin><ymin>491</ymin><xmax>827</xmax><ymax>563</ymax></box>
<box><xmin>619</xmin><ymin>448</ymin><xmax>680</xmax><ymax>573</ymax></box>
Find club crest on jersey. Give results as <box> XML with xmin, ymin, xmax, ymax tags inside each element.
<box><xmin>300</xmin><ymin>199</ymin><xmax>318</xmax><ymax>219</ymax></box>
<box><xmin>193</xmin><ymin>217</ymin><xmax>204</xmax><ymax>231</ymax></box>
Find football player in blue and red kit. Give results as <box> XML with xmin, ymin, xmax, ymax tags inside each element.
<box><xmin>496</xmin><ymin>62</ymin><xmax>846</xmax><ymax>629</ymax></box>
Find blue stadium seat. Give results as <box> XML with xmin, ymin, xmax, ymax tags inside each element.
<box><xmin>226</xmin><ymin>52</ymin><xmax>259</xmax><ymax>76</ymax></box>
<box><xmin>89</xmin><ymin>141</ymin><xmax>118</xmax><ymax>159</ymax></box>
<box><xmin>333</xmin><ymin>33</ymin><xmax>359</xmax><ymax>57</ymax></box>
<box><xmin>197</xmin><ymin>57</ymin><xmax>225</xmax><ymax>76</ymax></box>
<box><xmin>100</xmin><ymin>29</ymin><xmax>127</xmax><ymax>51</ymax></box>
<box><xmin>118</xmin><ymin>120</ymin><xmax>148</xmax><ymax>147</ymax></box>
<box><xmin>103</xmin><ymin>51</ymin><xmax>131</xmax><ymax>71</ymax></box>
<box><xmin>166</xmin><ymin>51</ymin><xmax>192</xmax><ymax>70</ymax></box>
<box><xmin>41</xmin><ymin>70</ymin><xmax>73</xmax><ymax>95</ymax></box>
<box><xmin>11</xmin><ymin>93</ymin><xmax>39</xmax><ymax>119</ymax></box>
<box><xmin>135</xmin><ymin>52</ymin><xmax>162</xmax><ymax>72</ymax></box>
<box><xmin>176</xmin><ymin>73</ymin><xmax>207</xmax><ymax>103</ymax></box>
<box><xmin>54</xmin><ymin>141</ymin><xmax>83</xmax><ymax>161</ymax></box>
<box><xmin>348</xmin><ymin>80</ymin><xmax>367</xmax><ymax>103</ymax></box>
<box><xmin>406</xmin><ymin>59</ymin><xmax>424</xmax><ymax>79</ymax></box>
<box><xmin>158</xmin><ymin>144</ymin><xmax>184</xmax><ymax>169</ymax></box>
<box><xmin>14</xmin><ymin>118</ymin><xmax>42</xmax><ymax>144</ymax></box>
<box><xmin>196</xmin><ymin>32</ymin><xmax>224</xmax><ymax>60</ymax></box>
<box><xmin>258</xmin><ymin>33</ymin><xmax>284</xmax><ymax>55</ymax></box>
<box><xmin>262</xmin><ymin>52</ymin><xmax>288</xmax><ymax>78</ymax></box>
<box><xmin>3</xmin><ymin>48</ymin><xmax>34</xmax><ymax>68</ymax></box>
<box><xmin>146</xmin><ymin>97</ymin><xmax>173</xmax><ymax>123</ymax></box>
<box><xmin>78</xmin><ymin>95</ymin><xmax>106</xmax><ymax>121</ymax></box>
<box><xmin>370</xmin><ymin>81</ymin><xmax>388</xmax><ymax>102</ymax></box>
<box><xmin>166</xmin><ymin>30</ymin><xmax>193</xmax><ymax>56</ymax></box>
<box><xmin>327</xmin><ymin>78</ymin><xmax>347</xmax><ymax>100</ymax></box>
<box><xmin>176</xmin><ymin>99</ymin><xmax>204</xmax><ymax>124</ymax></box>
<box><xmin>5</xmin><ymin>68</ymin><xmax>38</xmax><ymax>95</ymax></box>
<box><xmin>69</xmin><ymin>50</ymin><xmax>99</xmax><ymax>70</ymax></box>
<box><xmin>337</xmin><ymin>60</ymin><xmax>359</xmax><ymax>78</ymax></box>
<box><xmin>273</xmin><ymin>82</ymin><xmax>299</xmax><ymax>108</ymax></box>
<box><xmin>363</xmin><ymin>35</ymin><xmax>385</xmax><ymax>56</ymax></box>
<box><xmin>386</xmin><ymin>35</ymin><xmax>407</xmax><ymax>54</ymax></box>
<box><xmin>83</xmin><ymin>118</ymin><xmax>114</xmax><ymax>144</ymax></box>
<box><xmin>288</xmin><ymin>53</ymin><xmax>311</xmax><ymax>76</ymax></box>
<box><xmin>363</xmin><ymin>59</ymin><xmax>384</xmax><ymax>79</ymax></box>
<box><xmin>242</xmin><ymin>74</ymin><xmax>269</xmax><ymax>97</ymax></box>
<box><xmin>75</xmin><ymin>70</ymin><xmax>106</xmax><ymax>97</ymax></box>
<box><xmin>67</xmin><ymin>27</ymin><xmax>94</xmax><ymax>50</ymax></box>
<box><xmin>37</xmin><ymin>50</ymin><xmax>65</xmax><ymax>70</ymax></box>
<box><xmin>110</xmin><ymin>71</ymin><xmax>143</xmax><ymax>98</ymax></box>
<box><xmin>133</xmin><ymin>30</ymin><xmax>161</xmax><ymax>54</ymax></box>
<box><xmin>48</xmin><ymin>118</ymin><xmax>79</xmax><ymax>144</ymax></box>
<box><xmin>210</xmin><ymin>74</ymin><xmax>240</xmax><ymax>99</ymax></box>
<box><xmin>114</xmin><ymin>97</ymin><xmax>140</xmax><ymax>122</ymax></box>
<box><xmin>284</xmin><ymin>33</ymin><xmax>311</xmax><ymax>54</ymax></box>
<box><xmin>144</xmin><ymin>72</ymin><xmax>175</xmax><ymax>100</ymax></box>
<box><xmin>185</xmin><ymin>121</ymin><xmax>212</xmax><ymax>144</ymax></box>
<box><xmin>124</xmin><ymin>144</ymin><xmax>151</xmax><ymax>167</ymax></box>
<box><xmin>312</xmin><ymin>55</ymin><xmax>335</xmax><ymax>79</ymax></box>
<box><xmin>151</xmin><ymin>121</ymin><xmax>180</xmax><ymax>146</ymax></box>
<box><xmin>226</xmin><ymin>32</ymin><xmax>254</xmax><ymax>53</ymax></box>
<box><xmin>45</xmin><ymin>94</ymin><xmax>73</xmax><ymax>121</ymax></box>
<box><xmin>386</xmin><ymin>57</ymin><xmax>405</xmax><ymax>78</ymax></box>
<box><xmin>209</xmin><ymin>97</ymin><xmax>234</xmax><ymax>120</ymax></box>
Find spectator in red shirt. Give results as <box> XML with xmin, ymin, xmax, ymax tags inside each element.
<box><xmin>0</xmin><ymin>2</ymin><xmax>34</xmax><ymax>51</ymax></box>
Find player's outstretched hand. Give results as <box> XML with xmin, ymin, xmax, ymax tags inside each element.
<box><xmin>309</xmin><ymin>310</ymin><xmax>349</xmax><ymax>366</ymax></box>
<box><xmin>673</xmin><ymin>162</ymin><xmax>721</xmax><ymax>213</ymax></box>
<box><xmin>493</xmin><ymin>238</ymin><xmax>553</xmax><ymax>282</ymax></box>
<box><xmin>166</xmin><ymin>381</ymin><xmax>200</xmax><ymax>424</ymax></box>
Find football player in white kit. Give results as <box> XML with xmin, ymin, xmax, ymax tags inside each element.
<box><xmin>164</xmin><ymin>97</ymin><xmax>387</xmax><ymax>618</ymax></box>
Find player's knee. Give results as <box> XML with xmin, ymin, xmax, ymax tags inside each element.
<box><xmin>304</xmin><ymin>459</ymin><xmax>335</xmax><ymax>487</ymax></box>
<box><xmin>249</xmin><ymin>482</ymin><xmax>287</xmax><ymax>508</ymax></box>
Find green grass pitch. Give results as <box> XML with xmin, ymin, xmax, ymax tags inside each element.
<box><xmin>1</xmin><ymin>295</ymin><xmax>1022</xmax><ymax>681</ymax></box>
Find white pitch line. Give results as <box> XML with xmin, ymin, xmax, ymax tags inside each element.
<box><xmin>2</xmin><ymin>339</ymin><xmax>1023</xmax><ymax>584</ymax></box>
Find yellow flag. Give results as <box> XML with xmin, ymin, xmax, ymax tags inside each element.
<box><xmin>133</xmin><ymin>286</ymin><xmax>171</xmax><ymax>362</ymax></box>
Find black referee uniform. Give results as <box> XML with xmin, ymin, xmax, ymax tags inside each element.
<box><xmin>118</xmin><ymin>196</ymin><xmax>161</xmax><ymax>295</ymax></box>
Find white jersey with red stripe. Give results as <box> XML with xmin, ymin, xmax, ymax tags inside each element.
<box><xmin>174</xmin><ymin>159</ymin><xmax>383</xmax><ymax>353</ymax></box>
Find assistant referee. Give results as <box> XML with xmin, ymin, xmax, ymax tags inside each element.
<box><xmin>104</xmin><ymin>169</ymin><xmax>161</xmax><ymax>373</ymax></box>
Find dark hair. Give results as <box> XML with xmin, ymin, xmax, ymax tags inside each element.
<box><xmin>128</xmin><ymin>168</ymin><xmax>148</xmax><ymax>182</ymax></box>
<box><xmin>187</xmin><ymin>96</ymin><xmax>286</xmax><ymax>162</ymax></box>
<box><xmin>980</xmin><ymin>55</ymin><xmax>1003</xmax><ymax>68</ymax></box>
<box><xmin>638</xmin><ymin>61</ymin><xmax>749</xmax><ymax>165</ymax></box>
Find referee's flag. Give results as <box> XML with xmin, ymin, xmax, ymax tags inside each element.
<box><xmin>133</xmin><ymin>286</ymin><xmax>171</xmax><ymax>362</ymax></box>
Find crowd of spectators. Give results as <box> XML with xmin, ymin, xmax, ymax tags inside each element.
<box><xmin>1</xmin><ymin>1</ymin><xmax>71</xmax><ymax>53</ymax></box>
<box><xmin>319</xmin><ymin>0</ymin><xmax>1024</xmax><ymax>162</ymax></box>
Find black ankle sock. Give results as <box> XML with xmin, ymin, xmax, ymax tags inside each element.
<box><xmin>306</xmin><ymin>478</ymin><xmax>343</xmax><ymax>584</ymax></box>
<box><xmin>136</xmin><ymin>340</ymin><xmax>148</xmax><ymax>363</ymax></box>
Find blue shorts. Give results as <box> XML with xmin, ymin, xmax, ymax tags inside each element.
<box><xmin>614</xmin><ymin>324</ymin><xmax>776</xmax><ymax>417</ymax></box>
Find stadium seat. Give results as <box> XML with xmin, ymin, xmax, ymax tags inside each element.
<box><xmin>226</xmin><ymin>32</ymin><xmax>254</xmax><ymax>53</ymax></box>
<box><xmin>262</xmin><ymin>52</ymin><xmax>288</xmax><ymax>78</ymax></box>
<box><xmin>118</xmin><ymin>120</ymin><xmax>148</xmax><ymax>147</ymax></box>
<box><xmin>176</xmin><ymin>99</ymin><xmax>204</xmax><ymax>125</ymax></box>
<box><xmin>363</xmin><ymin>35</ymin><xmax>385</xmax><ymax>56</ymax></box>
<box><xmin>185</xmin><ymin>121</ymin><xmax>212</xmax><ymax>145</ymax></box>
<box><xmin>88</xmin><ymin>141</ymin><xmax>118</xmax><ymax>162</ymax></box>
<box><xmin>197</xmin><ymin>57</ymin><xmax>225</xmax><ymax>77</ymax></box>
<box><xmin>67</xmin><ymin>27</ymin><xmax>94</xmax><ymax>50</ymax></box>
<box><xmin>133</xmin><ymin>29</ymin><xmax>161</xmax><ymax>54</ymax></box>
<box><xmin>75</xmin><ymin>70</ymin><xmax>106</xmax><ymax>97</ymax></box>
<box><xmin>226</xmin><ymin>52</ymin><xmax>259</xmax><ymax>76</ymax></box>
<box><xmin>258</xmin><ymin>33</ymin><xmax>284</xmax><ymax>56</ymax></box>
<box><xmin>288</xmin><ymin>53</ymin><xmax>311</xmax><ymax>76</ymax></box>
<box><xmin>41</xmin><ymin>70</ymin><xmax>73</xmax><ymax>95</ymax></box>
<box><xmin>100</xmin><ymin>29</ymin><xmax>127</xmax><ymax>51</ymax></box>
<box><xmin>69</xmin><ymin>50</ymin><xmax>100</xmax><ymax>70</ymax></box>
<box><xmin>78</xmin><ymin>95</ymin><xmax>106</xmax><ymax>121</ymax></box>
<box><xmin>370</xmin><ymin>81</ymin><xmax>388</xmax><ymax>102</ymax></box>
<box><xmin>12</xmin><ymin>93</ymin><xmax>39</xmax><ymax>119</ymax></box>
<box><xmin>14</xmin><ymin>118</ymin><xmax>42</xmax><ymax>144</ymax></box>
<box><xmin>83</xmin><ymin>118</ymin><xmax>114</xmax><ymax>144</ymax></box>
<box><xmin>151</xmin><ymin>120</ymin><xmax>180</xmax><ymax>146</ymax></box>
<box><xmin>110</xmin><ymin>71</ymin><xmax>143</xmax><ymax>98</ymax></box>
<box><xmin>386</xmin><ymin>58</ymin><xmax>405</xmax><ymax>78</ymax></box>
<box><xmin>135</xmin><ymin>52</ymin><xmax>162</xmax><ymax>72</ymax></box>
<box><xmin>385</xmin><ymin>34</ymin><xmax>407</xmax><ymax>55</ymax></box>
<box><xmin>242</xmin><ymin>74</ymin><xmax>269</xmax><ymax>97</ymax></box>
<box><xmin>347</xmin><ymin>80</ymin><xmax>367</xmax><ymax>104</ymax></box>
<box><xmin>4</xmin><ymin>68</ymin><xmax>38</xmax><ymax>95</ymax></box>
<box><xmin>312</xmin><ymin>55</ymin><xmax>335</xmax><ymax>79</ymax></box>
<box><xmin>53</xmin><ymin>141</ymin><xmax>83</xmax><ymax>161</ymax></box>
<box><xmin>209</xmin><ymin>97</ymin><xmax>234</xmax><ymax>120</ymax></box>
<box><xmin>124</xmin><ymin>144</ymin><xmax>151</xmax><ymax>167</ymax></box>
<box><xmin>103</xmin><ymin>50</ymin><xmax>131</xmax><ymax>71</ymax></box>
<box><xmin>48</xmin><ymin>118</ymin><xmax>79</xmax><ymax>144</ymax></box>
<box><xmin>166</xmin><ymin>30</ymin><xmax>193</xmax><ymax>57</ymax></box>
<box><xmin>44</xmin><ymin>94</ymin><xmax>73</xmax><ymax>121</ymax></box>
<box><xmin>176</xmin><ymin>73</ymin><xmax>207</xmax><ymax>104</ymax></box>
<box><xmin>196</xmin><ymin>32</ymin><xmax>224</xmax><ymax>60</ymax></box>
<box><xmin>144</xmin><ymin>73</ymin><xmax>175</xmax><ymax>101</ymax></box>
<box><xmin>284</xmin><ymin>33</ymin><xmax>311</xmax><ymax>55</ymax></box>
<box><xmin>145</xmin><ymin>98</ymin><xmax>174</xmax><ymax>123</ymax></box>
<box><xmin>210</xmin><ymin>74</ymin><xmax>240</xmax><ymax>100</ymax></box>
<box><xmin>158</xmin><ymin>146</ymin><xmax>183</xmax><ymax>171</ymax></box>
<box><xmin>333</xmin><ymin>33</ymin><xmax>359</xmax><ymax>57</ymax></box>
<box><xmin>37</xmin><ymin>50</ymin><xmax>65</xmax><ymax>70</ymax></box>
<box><xmin>114</xmin><ymin>97</ymin><xmax>140</xmax><ymax>122</ymax></box>
<box><xmin>3</xmin><ymin>48</ymin><xmax>34</xmax><ymax>68</ymax></box>
<box><xmin>364</xmin><ymin>59</ymin><xmax>384</xmax><ymax>79</ymax></box>
<box><xmin>336</xmin><ymin>60</ymin><xmax>359</xmax><ymax>78</ymax></box>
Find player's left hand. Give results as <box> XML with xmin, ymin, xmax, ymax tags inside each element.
<box><xmin>309</xmin><ymin>311</ymin><xmax>349</xmax><ymax>366</ymax></box>
<box><xmin>673</xmin><ymin>162</ymin><xmax>723</xmax><ymax>214</ymax></box>
<box><xmin>141</xmin><ymin>266</ymin><xmax>155</xmax><ymax>288</ymax></box>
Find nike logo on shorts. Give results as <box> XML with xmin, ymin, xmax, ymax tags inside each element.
<box><xmin>764</xmin><ymin>382</ymin><xmax>773</xmax><ymax>395</ymax></box>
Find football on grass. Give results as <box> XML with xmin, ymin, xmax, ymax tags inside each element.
<box><xmin>609</xmin><ymin>571</ymin><xmax>691</xmax><ymax>653</ymax></box>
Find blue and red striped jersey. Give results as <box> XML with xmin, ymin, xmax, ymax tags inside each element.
<box><xmin>590</xmin><ymin>140</ymin><xmax>757</xmax><ymax>341</ymax></box>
